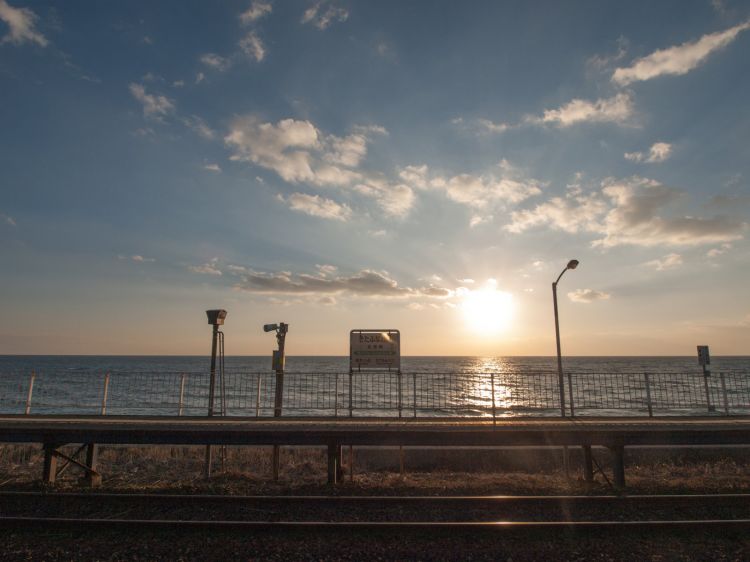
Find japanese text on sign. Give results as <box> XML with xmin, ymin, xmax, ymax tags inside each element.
<box><xmin>350</xmin><ymin>330</ymin><xmax>400</xmax><ymax>370</ymax></box>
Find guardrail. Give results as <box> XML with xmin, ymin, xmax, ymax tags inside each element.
<box><xmin>1</xmin><ymin>370</ymin><xmax>748</xmax><ymax>418</ymax></box>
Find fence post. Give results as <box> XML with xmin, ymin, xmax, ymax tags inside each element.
<box><xmin>412</xmin><ymin>372</ymin><xmax>417</xmax><ymax>418</ymax></box>
<box><xmin>720</xmin><ymin>372</ymin><xmax>729</xmax><ymax>415</ymax></box>
<box><xmin>255</xmin><ymin>375</ymin><xmax>262</xmax><ymax>417</ymax></box>
<box><xmin>397</xmin><ymin>370</ymin><xmax>402</xmax><ymax>418</ymax></box>
<box><xmin>100</xmin><ymin>372</ymin><xmax>110</xmax><ymax>415</ymax></box>
<box><xmin>644</xmin><ymin>373</ymin><xmax>653</xmax><ymax>417</ymax></box>
<box><xmin>491</xmin><ymin>372</ymin><xmax>497</xmax><ymax>424</ymax></box>
<box><xmin>25</xmin><ymin>371</ymin><xmax>36</xmax><ymax>415</ymax></box>
<box><xmin>703</xmin><ymin>372</ymin><xmax>714</xmax><ymax>413</ymax></box>
<box><xmin>334</xmin><ymin>373</ymin><xmax>339</xmax><ymax>418</ymax></box>
<box><xmin>178</xmin><ymin>374</ymin><xmax>186</xmax><ymax>416</ymax></box>
<box><xmin>349</xmin><ymin>370</ymin><xmax>353</xmax><ymax>417</ymax></box>
<box><xmin>567</xmin><ymin>372</ymin><xmax>575</xmax><ymax>417</ymax></box>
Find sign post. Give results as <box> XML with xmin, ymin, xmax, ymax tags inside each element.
<box><xmin>697</xmin><ymin>345</ymin><xmax>715</xmax><ymax>412</ymax></box>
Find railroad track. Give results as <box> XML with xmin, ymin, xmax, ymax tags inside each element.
<box><xmin>1</xmin><ymin>492</ymin><xmax>749</xmax><ymax>530</ymax></box>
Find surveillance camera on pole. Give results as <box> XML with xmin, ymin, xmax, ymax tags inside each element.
<box><xmin>264</xmin><ymin>322</ymin><xmax>288</xmax><ymax>481</ymax></box>
<box><xmin>204</xmin><ymin>309</ymin><xmax>227</xmax><ymax>479</ymax></box>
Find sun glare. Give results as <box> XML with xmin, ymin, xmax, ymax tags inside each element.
<box><xmin>461</xmin><ymin>286</ymin><xmax>516</xmax><ymax>335</ymax></box>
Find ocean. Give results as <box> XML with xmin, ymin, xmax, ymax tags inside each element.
<box><xmin>1</xmin><ymin>355</ymin><xmax>748</xmax><ymax>418</ymax></box>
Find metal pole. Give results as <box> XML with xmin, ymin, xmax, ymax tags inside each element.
<box><xmin>25</xmin><ymin>371</ymin><xmax>36</xmax><ymax>415</ymax></box>
<box><xmin>100</xmin><ymin>373</ymin><xmax>110</xmax><ymax>416</ymax></box>
<box><xmin>334</xmin><ymin>373</ymin><xmax>339</xmax><ymax>418</ymax></box>
<box><xmin>567</xmin><ymin>371</ymin><xmax>575</xmax><ymax>417</ymax></box>
<box><xmin>273</xmin><ymin>324</ymin><xmax>287</xmax><ymax>481</ymax></box>
<box><xmin>178</xmin><ymin>374</ymin><xmax>186</xmax><ymax>416</ymax></box>
<box><xmin>205</xmin><ymin>322</ymin><xmax>219</xmax><ymax>479</ymax></box>
<box><xmin>412</xmin><ymin>372</ymin><xmax>417</xmax><ymax>418</ymax></box>
<box><xmin>398</xmin><ymin>370</ymin><xmax>402</xmax><ymax>418</ymax></box>
<box><xmin>349</xmin><ymin>370</ymin><xmax>353</xmax><ymax>417</ymax></box>
<box><xmin>255</xmin><ymin>375</ymin><xmax>262</xmax><ymax>417</ymax></box>
<box><xmin>702</xmin><ymin>364</ymin><xmax>714</xmax><ymax>413</ymax></box>
<box><xmin>491</xmin><ymin>372</ymin><xmax>497</xmax><ymax>423</ymax></box>
<box><xmin>644</xmin><ymin>373</ymin><xmax>653</xmax><ymax>417</ymax></box>
<box><xmin>552</xmin><ymin>281</ymin><xmax>566</xmax><ymax>417</ymax></box>
<box><xmin>720</xmin><ymin>372</ymin><xmax>729</xmax><ymax>415</ymax></box>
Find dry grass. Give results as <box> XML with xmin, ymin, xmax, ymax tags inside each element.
<box><xmin>1</xmin><ymin>443</ymin><xmax>749</xmax><ymax>495</ymax></box>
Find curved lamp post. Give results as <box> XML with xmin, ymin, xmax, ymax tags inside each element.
<box><xmin>552</xmin><ymin>260</ymin><xmax>578</xmax><ymax>417</ymax></box>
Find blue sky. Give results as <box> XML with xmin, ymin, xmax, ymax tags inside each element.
<box><xmin>1</xmin><ymin>0</ymin><xmax>749</xmax><ymax>355</ymax></box>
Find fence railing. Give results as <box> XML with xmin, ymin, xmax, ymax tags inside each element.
<box><xmin>1</xmin><ymin>370</ymin><xmax>748</xmax><ymax>418</ymax></box>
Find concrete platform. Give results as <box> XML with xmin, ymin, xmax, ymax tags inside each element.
<box><xmin>2</xmin><ymin>415</ymin><xmax>749</xmax><ymax>487</ymax></box>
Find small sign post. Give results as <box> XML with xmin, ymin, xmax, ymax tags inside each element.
<box><xmin>697</xmin><ymin>345</ymin><xmax>715</xmax><ymax>412</ymax></box>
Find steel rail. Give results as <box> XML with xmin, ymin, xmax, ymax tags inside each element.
<box><xmin>1</xmin><ymin>516</ymin><xmax>750</xmax><ymax>531</ymax></box>
<box><xmin>2</xmin><ymin>491</ymin><xmax>750</xmax><ymax>503</ymax></box>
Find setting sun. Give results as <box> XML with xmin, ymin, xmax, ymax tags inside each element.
<box><xmin>460</xmin><ymin>284</ymin><xmax>516</xmax><ymax>335</ymax></box>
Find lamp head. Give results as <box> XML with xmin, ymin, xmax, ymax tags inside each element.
<box><xmin>206</xmin><ymin>309</ymin><xmax>227</xmax><ymax>326</ymax></box>
<box><xmin>566</xmin><ymin>259</ymin><xmax>579</xmax><ymax>270</ymax></box>
<box><xmin>263</xmin><ymin>323</ymin><xmax>279</xmax><ymax>333</ymax></box>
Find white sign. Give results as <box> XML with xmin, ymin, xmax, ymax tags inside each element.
<box><xmin>350</xmin><ymin>330</ymin><xmax>400</xmax><ymax>370</ymax></box>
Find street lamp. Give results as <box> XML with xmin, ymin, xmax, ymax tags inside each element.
<box><xmin>552</xmin><ymin>260</ymin><xmax>578</xmax><ymax>417</ymax></box>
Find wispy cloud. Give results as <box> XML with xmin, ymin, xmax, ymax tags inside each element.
<box><xmin>182</xmin><ymin>115</ymin><xmax>216</xmax><ymax>139</ymax></box>
<box><xmin>506</xmin><ymin>176</ymin><xmax>746</xmax><ymax>248</ymax></box>
<box><xmin>612</xmin><ymin>20</ymin><xmax>750</xmax><ymax>85</ymax></box>
<box><xmin>568</xmin><ymin>288</ymin><xmax>611</xmax><ymax>303</ymax></box>
<box><xmin>240</xmin><ymin>0</ymin><xmax>272</xmax><ymax>24</ymax></box>
<box><xmin>643</xmin><ymin>253</ymin><xmax>683</xmax><ymax>270</ymax></box>
<box><xmin>531</xmin><ymin>93</ymin><xmax>634</xmax><ymax>127</ymax></box>
<box><xmin>239</xmin><ymin>30</ymin><xmax>266</xmax><ymax>61</ymax></box>
<box><xmin>203</xmin><ymin>163</ymin><xmax>221</xmax><ymax>173</ymax></box>
<box><xmin>1</xmin><ymin>212</ymin><xmax>16</xmax><ymax>226</ymax></box>
<box><xmin>301</xmin><ymin>1</ymin><xmax>349</xmax><ymax>30</ymax></box>
<box><xmin>625</xmin><ymin>142</ymin><xmax>672</xmax><ymax>163</ymax></box>
<box><xmin>234</xmin><ymin>266</ymin><xmax>453</xmax><ymax>299</ymax></box>
<box><xmin>0</xmin><ymin>0</ymin><xmax>48</xmax><ymax>47</ymax></box>
<box><xmin>199</xmin><ymin>53</ymin><xmax>231</xmax><ymax>72</ymax></box>
<box><xmin>129</xmin><ymin>83</ymin><xmax>175</xmax><ymax>120</ymax></box>
<box><xmin>188</xmin><ymin>258</ymin><xmax>222</xmax><ymax>276</ymax></box>
<box><xmin>118</xmin><ymin>254</ymin><xmax>156</xmax><ymax>263</ymax></box>
<box><xmin>279</xmin><ymin>192</ymin><xmax>352</xmax><ymax>221</ymax></box>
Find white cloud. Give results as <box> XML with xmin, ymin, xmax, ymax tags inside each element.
<box><xmin>316</xmin><ymin>264</ymin><xmax>338</xmax><ymax>276</ymax></box>
<box><xmin>534</xmin><ymin>93</ymin><xmax>634</xmax><ymax>127</ymax></box>
<box><xmin>239</xmin><ymin>30</ymin><xmax>266</xmax><ymax>62</ymax></box>
<box><xmin>324</xmin><ymin>132</ymin><xmax>368</xmax><ymax>167</ymax></box>
<box><xmin>203</xmin><ymin>163</ymin><xmax>222</xmax><ymax>173</ymax></box>
<box><xmin>469</xmin><ymin>214</ymin><xmax>492</xmax><ymax>228</ymax></box>
<box><xmin>129</xmin><ymin>83</ymin><xmax>175</xmax><ymax>120</ymax></box>
<box><xmin>354</xmin><ymin>177</ymin><xmax>415</xmax><ymax>218</ymax></box>
<box><xmin>118</xmin><ymin>254</ymin><xmax>155</xmax><ymax>263</ymax></box>
<box><xmin>0</xmin><ymin>0</ymin><xmax>47</xmax><ymax>46</ymax></box>
<box><xmin>195</xmin><ymin>72</ymin><xmax>205</xmax><ymax>84</ymax></box>
<box><xmin>506</xmin><ymin>176</ymin><xmax>746</xmax><ymax>248</ymax></box>
<box><xmin>398</xmin><ymin>165</ymin><xmax>429</xmax><ymax>190</ymax></box>
<box><xmin>199</xmin><ymin>53</ymin><xmax>231</xmax><ymax>71</ymax></box>
<box><xmin>280</xmin><ymin>192</ymin><xmax>352</xmax><ymax>221</ymax></box>
<box><xmin>643</xmin><ymin>253</ymin><xmax>683</xmax><ymax>270</ymax></box>
<box><xmin>443</xmin><ymin>174</ymin><xmax>543</xmax><ymax>209</ymax></box>
<box><xmin>625</xmin><ymin>142</ymin><xmax>672</xmax><ymax>163</ymax></box>
<box><xmin>613</xmin><ymin>21</ymin><xmax>750</xmax><ymax>85</ymax></box>
<box><xmin>568</xmin><ymin>289</ymin><xmax>611</xmax><ymax>303</ymax></box>
<box><xmin>454</xmin><ymin>117</ymin><xmax>510</xmax><ymax>135</ymax></box>
<box><xmin>172</xmin><ymin>80</ymin><xmax>185</xmax><ymax>88</ymax></box>
<box><xmin>225</xmin><ymin>116</ymin><xmax>320</xmax><ymax>182</ymax></box>
<box><xmin>301</xmin><ymin>1</ymin><xmax>349</xmax><ymax>30</ymax></box>
<box><xmin>707</xmin><ymin>243</ymin><xmax>732</xmax><ymax>258</ymax></box>
<box><xmin>188</xmin><ymin>258</ymin><xmax>222</xmax><ymax>276</ymax></box>
<box><xmin>183</xmin><ymin>115</ymin><xmax>216</xmax><ymax>139</ymax></box>
<box><xmin>1</xmin><ymin>213</ymin><xmax>16</xmax><ymax>226</ymax></box>
<box><xmin>240</xmin><ymin>0</ymin><xmax>272</xmax><ymax>24</ymax></box>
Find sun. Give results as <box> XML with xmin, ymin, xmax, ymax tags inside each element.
<box><xmin>460</xmin><ymin>286</ymin><xmax>516</xmax><ymax>335</ymax></box>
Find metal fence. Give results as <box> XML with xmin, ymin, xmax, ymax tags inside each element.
<box><xmin>1</xmin><ymin>369</ymin><xmax>748</xmax><ymax>418</ymax></box>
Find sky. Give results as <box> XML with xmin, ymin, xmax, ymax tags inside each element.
<box><xmin>1</xmin><ymin>0</ymin><xmax>749</xmax><ymax>356</ymax></box>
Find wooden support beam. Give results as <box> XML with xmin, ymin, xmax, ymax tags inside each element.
<box><xmin>327</xmin><ymin>443</ymin><xmax>339</xmax><ymax>484</ymax></box>
<box><xmin>610</xmin><ymin>445</ymin><xmax>626</xmax><ymax>489</ymax></box>
<box><xmin>42</xmin><ymin>443</ymin><xmax>58</xmax><ymax>484</ymax></box>
<box><xmin>85</xmin><ymin>443</ymin><xmax>101</xmax><ymax>487</ymax></box>
<box><xmin>582</xmin><ymin>445</ymin><xmax>594</xmax><ymax>483</ymax></box>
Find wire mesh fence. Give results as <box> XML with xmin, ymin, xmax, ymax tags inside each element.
<box><xmin>0</xmin><ymin>369</ymin><xmax>748</xmax><ymax>418</ymax></box>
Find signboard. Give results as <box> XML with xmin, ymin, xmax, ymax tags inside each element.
<box><xmin>697</xmin><ymin>345</ymin><xmax>710</xmax><ymax>366</ymax></box>
<box><xmin>350</xmin><ymin>329</ymin><xmax>400</xmax><ymax>370</ymax></box>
